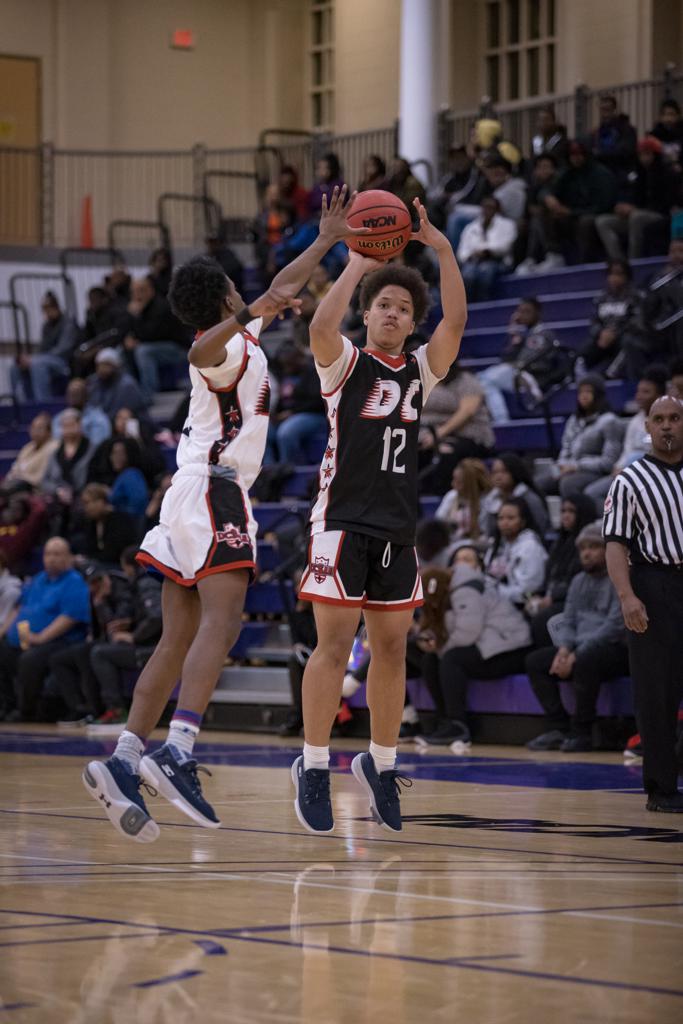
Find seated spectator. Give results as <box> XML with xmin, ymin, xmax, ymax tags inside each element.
<box><xmin>0</xmin><ymin>537</ymin><xmax>90</xmax><ymax>721</ymax></box>
<box><xmin>590</xmin><ymin>94</ymin><xmax>638</xmax><ymax>185</ymax></box>
<box><xmin>482</xmin><ymin>156</ymin><xmax>527</xmax><ymax>221</ymax></box>
<box><xmin>54</xmin><ymin>378</ymin><xmax>112</xmax><ymax>447</ymax></box>
<box><xmin>104</xmin><ymin>265</ymin><xmax>131</xmax><ymax>311</ymax></box>
<box><xmin>470</xmin><ymin>117</ymin><xmax>522</xmax><ymax>170</ymax></box>
<box><xmin>0</xmin><ymin>493</ymin><xmax>48</xmax><ymax>573</ymax></box>
<box><xmin>419</xmin><ymin>364</ymin><xmax>496</xmax><ymax>493</ymax></box>
<box><xmin>42</xmin><ymin>408</ymin><xmax>94</xmax><ymax>517</ymax></box>
<box><xmin>73</xmin><ymin>286</ymin><xmax>128</xmax><ymax>376</ymax></box>
<box><xmin>267</xmin><ymin>349</ymin><xmax>326</xmax><ymax>466</ymax></box>
<box><xmin>104</xmin><ymin>440</ymin><xmax>150</xmax><ymax>520</ymax></box>
<box><xmin>440</xmin><ymin>146</ymin><xmax>489</xmax><ymax>246</ymax></box>
<box><xmin>124</xmin><ymin>275</ymin><xmax>190</xmax><ymax>398</ymax></box>
<box><xmin>11</xmin><ymin>291</ymin><xmax>79</xmax><ymax>402</ymax></box>
<box><xmin>144</xmin><ymin>471</ymin><xmax>173</xmax><ymax>530</ymax></box>
<box><xmin>87</xmin><ymin>406</ymin><xmax>166</xmax><ymax>488</ymax></box>
<box><xmin>0</xmin><ymin>551</ymin><xmax>21</xmax><ymax>626</ymax></box>
<box><xmin>87</xmin><ymin>347</ymin><xmax>147</xmax><ymax>422</ymax></box>
<box><xmin>277</xmin><ymin>164</ymin><xmax>310</xmax><ymax>225</ymax></box>
<box><xmin>418</xmin><ymin>543</ymin><xmax>532</xmax><ymax>745</ymax></box>
<box><xmin>387</xmin><ymin>156</ymin><xmax>427</xmax><ymax>208</ymax></box>
<box><xmin>538</xmin><ymin>375</ymin><xmax>622</xmax><ymax>497</ymax></box>
<box><xmin>483</xmin><ymin>453</ymin><xmax>549</xmax><ymax>535</ymax></box>
<box><xmin>2</xmin><ymin>413</ymin><xmax>57</xmax><ymax>491</ymax></box>
<box><xmin>457</xmin><ymin>196</ymin><xmax>517</xmax><ymax>302</ymax></box>
<box><xmin>434</xmin><ymin>458</ymin><xmax>492</xmax><ymax>540</ymax></box>
<box><xmin>515</xmin><ymin>154</ymin><xmax>561</xmax><ymax>274</ymax></box>
<box><xmin>51</xmin><ymin>559</ymin><xmax>134</xmax><ymax>725</ymax></box>
<box><xmin>650</xmin><ymin>97</ymin><xmax>683</xmax><ymax>168</ymax></box>
<box><xmin>358</xmin><ymin>154</ymin><xmax>389</xmax><ymax>192</ymax></box>
<box><xmin>525</xmin><ymin>493</ymin><xmax>597</xmax><ymax>646</ymax></box>
<box><xmin>309</xmin><ymin>152</ymin><xmax>345</xmax><ymax>216</ymax></box>
<box><xmin>205</xmin><ymin>232</ymin><xmax>244</xmax><ymax>295</ymax></box>
<box><xmin>87</xmin><ymin>546</ymin><xmax>162</xmax><ymax>727</ymax></box>
<box><xmin>530</xmin><ymin>105</ymin><xmax>569</xmax><ymax>166</ymax></box>
<box><xmin>525</xmin><ymin>521</ymin><xmax>629</xmax><ymax>752</ymax></box>
<box><xmin>596</xmin><ymin>137</ymin><xmax>679</xmax><ymax>261</ymax></box>
<box><xmin>540</xmin><ymin>140</ymin><xmax>617</xmax><ymax>268</ymax></box>
<box><xmin>292</xmin><ymin>265</ymin><xmax>333</xmax><ymax>348</ymax></box>
<box><xmin>148</xmin><ymin>247</ymin><xmax>173</xmax><ymax>297</ymax></box>
<box><xmin>477</xmin><ymin>297</ymin><xmax>566</xmax><ymax>422</ymax></box>
<box><xmin>642</xmin><ymin>237</ymin><xmax>683</xmax><ymax>361</ymax></box>
<box><xmin>578</xmin><ymin>260</ymin><xmax>647</xmax><ymax>379</ymax></box>
<box><xmin>584</xmin><ymin>365</ymin><xmax>668</xmax><ymax>503</ymax></box>
<box><xmin>484</xmin><ymin>496</ymin><xmax>548</xmax><ymax>606</ymax></box>
<box><xmin>75</xmin><ymin>483</ymin><xmax>141</xmax><ymax>566</ymax></box>
<box><xmin>415</xmin><ymin>518</ymin><xmax>457</xmax><ymax>570</ymax></box>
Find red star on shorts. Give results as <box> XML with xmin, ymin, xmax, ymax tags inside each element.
<box><xmin>227</xmin><ymin>427</ymin><xmax>240</xmax><ymax>440</ymax></box>
<box><xmin>228</xmin><ymin>409</ymin><xmax>240</xmax><ymax>423</ymax></box>
<box><xmin>323</xmin><ymin>466</ymin><xmax>333</xmax><ymax>479</ymax></box>
<box><xmin>324</xmin><ymin>446</ymin><xmax>335</xmax><ymax>460</ymax></box>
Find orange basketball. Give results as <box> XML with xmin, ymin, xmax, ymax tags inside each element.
<box><xmin>345</xmin><ymin>190</ymin><xmax>412</xmax><ymax>261</ymax></box>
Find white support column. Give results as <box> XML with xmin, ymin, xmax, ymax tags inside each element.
<box><xmin>398</xmin><ymin>0</ymin><xmax>440</xmax><ymax>185</ymax></box>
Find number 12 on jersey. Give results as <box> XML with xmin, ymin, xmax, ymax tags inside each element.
<box><xmin>380</xmin><ymin>427</ymin><xmax>406</xmax><ymax>474</ymax></box>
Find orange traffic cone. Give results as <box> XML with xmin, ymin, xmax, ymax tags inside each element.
<box><xmin>80</xmin><ymin>194</ymin><xmax>94</xmax><ymax>248</ymax></box>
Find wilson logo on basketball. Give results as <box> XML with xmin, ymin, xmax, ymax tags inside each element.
<box><xmin>362</xmin><ymin>215</ymin><xmax>397</xmax><ymax>228</ymax></box>
<box><xmin>357</xmin><ymin>235</ymin><xmax>406</xmax><ymax>252</ymax></box>
<box><xmin>216</xmin><ymin>522</ymin><xmax>250</xmax><ymax>548</ymax></box>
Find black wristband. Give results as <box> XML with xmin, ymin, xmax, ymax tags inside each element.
<box><xmin>235</xmin><ymin>305</ymin><xmax>252</xmax><ymax>327</ymax></box>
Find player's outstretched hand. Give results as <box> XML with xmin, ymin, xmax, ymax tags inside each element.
<box><xmin>348</xmin><ymin>250</ymin><xmax>383</xmax><ymax>275</ymax></box>
<box><xmin>319</xmin><ymin>185</ymin><xmax>371</xmax><ymax>242</ymax></box>
<box><xmin>251</xmin><ymin>287</ymin><xmax>303</xmax><ymax>320</ymax></box>
<box><xmin>410</xmin><ymin>198</ymin><xmax>450</xmax><ymax>250</ymax></box>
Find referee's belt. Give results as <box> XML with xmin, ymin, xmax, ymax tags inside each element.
<box><xmin>634</xmin><ymin>560</ymin><xmax>683</xmax><ymax>571</ymax></box>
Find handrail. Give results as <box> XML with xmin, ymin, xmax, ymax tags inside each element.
<box><xmin>107</xmin><ymin>220</ymin><xmax>172</xmax><ymax>256</ymax></box>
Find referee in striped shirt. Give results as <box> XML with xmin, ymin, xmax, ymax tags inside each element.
<box><xmin>603</xmin><ymin>395</ymin><xmax>683</xmax><ymax>813</ymax></box>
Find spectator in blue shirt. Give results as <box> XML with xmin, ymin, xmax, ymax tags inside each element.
<box><xmin>108</xmin><ymin>440</ymin><xmax>149</xmax><ymax>520</ymax></box>
<box><xmin>0</xmin><ymin>537</ymin><xmax>91</xmax><ymax>722</ymax></box>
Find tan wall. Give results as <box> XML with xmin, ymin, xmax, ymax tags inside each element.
<box><xmin>556</xmin><ymin>0</ymin><xmax>655</xmax><ymax>91</ymax></box>
<box><xmin>334</xmin><ymin>0</ymin><xmax>400</xmax><ymax>133</ymax></box>
<box><xmin>1</xmin><ymin>0</ymin><xmax>309</xmax><ymax>149</ymax></box>
<box><xmin>652</xmin><ymin>0</ymin><xmax>683</xmax><ymax>71</ymax></box>
<box><xmin>449</xmin><ymin>0</ymin><xmax>483</xmax><ymax>112</ymax></box>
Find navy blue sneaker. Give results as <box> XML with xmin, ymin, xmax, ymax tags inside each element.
<box><xmin>82</xmin><ymin>757</ymin><xmax>160</xmax><ymax>843</ymax></box>
<box><xmin>140</xmin><ymin>744</ymin><xmax>220</xmax><ymax>829</ymax></box>
<box><xmin>291</xmin><ymin>755</ymin><xmax>334</xmax><ymax>834</ymax></box>
<box><xmin>351</xmin><ymin>752</ymin><xmax>412</xmax><ymax>832</ymax></box>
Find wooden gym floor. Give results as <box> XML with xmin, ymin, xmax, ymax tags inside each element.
<box><xmin>1</xmin><ymin>725</ymin><xmax>682</xmax><ymax>1023</ymax></box>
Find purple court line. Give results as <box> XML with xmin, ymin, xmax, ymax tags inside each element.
<box><xmin>1</xmin><ymin>807</ymin><xmax>680</xmax><ymax>869</ymax></box>
<box><xmin>2</xmin><ymin>906</ymin><xmax>683</xmax><ymax>998</ymax></box>
<box><xmin>0</xmin><ymin>931</ymin><xmax>167</xmax><ymax>950</ymax></box>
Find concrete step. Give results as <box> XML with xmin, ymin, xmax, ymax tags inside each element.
<box><xmin>213</xmin><ymin>665</ymin><xmax>291</xmax><ymax>705</ymax></box>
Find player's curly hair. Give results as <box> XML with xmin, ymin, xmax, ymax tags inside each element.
<box><xmin>168</xmin><ymin>255</ymin><xmax>229</xmax><ymax>330</ymax></box>
<box><xmin>359</xmin><ymin>264</ymin><xmax>430</xmax><ymax>325</ymax></box>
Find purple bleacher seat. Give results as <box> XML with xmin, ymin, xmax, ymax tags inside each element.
<box><xmin>251</xmin><ymin>501</ymin><xmax>308</xmax><ymax>534</ymax></box>
<box><xmin>348</xmin><ymin>674</ymin><xmax>633</xmax><ymax>717</ymax></box>
<box><xmin>256</xmin><ymin>541</ymin><xmax>278</xmax><ymax>572</ymax></box>
<box><xmin>494</xmin><ymin>417</ymin><xmax>565</xmax><ymax>451</ymax></box>
<box><xmin>229</xmin><ymin>621</ymin><xmax>271</xmax><ymax>659</ymax></box>
<box><xmin>459</xmin><ymin>320</ymin><xmax>590</xmax><ymax>359</ymax></box>
<box><xmin>281</xmin><ymin>466</ymin><xmax>318</xmax><ymax>497</ymax></box>
<box><xmin>244</xmin><ymin>580</ymin><xmax>293</xmax><ymax>615</ymax></box>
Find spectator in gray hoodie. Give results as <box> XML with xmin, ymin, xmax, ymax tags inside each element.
<box><xmin>418</xmin><ymin>542</ymin><xmax>532</xmax><ymax>745</ymax></box>
<box><xmin>525</xmin><ymin>521</ymin><xmax>628</xmax><ymax>752</ymax></box>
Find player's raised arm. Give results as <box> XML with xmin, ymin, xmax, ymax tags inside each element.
<box><xmin>410</xmin><ymin>198</ymin><xmax>467</xmax><ymax>378</ymax></box>
<box><xmin>189</xmin><ymin>186</ymin><xmax>368</xmax><ymax>370</ymax></box>
<box><xmin>309</xmin><ymin>251</ymin><xmax>382</xmax><ymax>366</ymax></box>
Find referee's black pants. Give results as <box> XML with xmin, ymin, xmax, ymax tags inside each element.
<box><xmin>628</xmin><ymin>564</ymin><xmax>683</xmax><ymax>796</ymax></box>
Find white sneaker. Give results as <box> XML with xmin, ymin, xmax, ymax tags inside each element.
<box><xmin>341</xmin><ymin>673</ymin><xmax>361</xmax><ymax>698</ymax></box>
<box><xmin>536</xmin><ymin>252</ymin><xmax>565</xmax><ymax>272</ymax></box>
<box><xmin>513</xmin><ymin>257</ymin><xmax>537</xmax><ymax>277</ymax></box>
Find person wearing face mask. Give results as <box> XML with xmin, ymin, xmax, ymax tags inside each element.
<box><xmin>416</xmin><ymin>541</ymin><xmax>532</xmax><ymax>746</ymax></box>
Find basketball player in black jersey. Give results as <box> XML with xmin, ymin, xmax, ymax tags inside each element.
<box><xmin>293</xmin><ymin>198</ymin><xmax>467</xmax><ymax>834</ymax></box>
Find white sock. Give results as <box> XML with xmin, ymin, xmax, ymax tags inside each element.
<box><xmin>303</xmin><ymin>742</ymin><xmax>330</xmax><ymax>771</ymax></box>
<box><xmin>369</xmin><ymin>741</ymin><xmax>396</xmax><ymax>773</ymax></box>
<box><xmin>167</xmin><ymin>719</ymin><xmax>200</xmax><ymax>761</ymax></box>
<box><xmin>114</xmin><ymin>730</ymin><xmax>145</xmax><ymax>772</ymax></box>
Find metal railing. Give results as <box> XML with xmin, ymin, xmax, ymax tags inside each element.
<box><xmin>0</xmin><ymin>67</ymin><xmax>679</xmax><ymax>250</ymax></box>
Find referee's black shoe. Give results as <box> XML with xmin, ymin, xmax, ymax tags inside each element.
<box><xmin>646</xmin><ymin>792</ymin><xmax>683</xmax><ymax>813</ymax></box>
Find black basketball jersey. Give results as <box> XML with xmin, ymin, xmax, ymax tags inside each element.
<box><xmin>309</xmin><ymin>336</ymin><xmax>442</xmax><ymax>545</ymax></box>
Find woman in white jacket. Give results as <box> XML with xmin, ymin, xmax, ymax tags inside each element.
<box><xmin>418</xmin><ymin>542</ymin><xmax>532</xmax><ymax>745</ymax></box>
<box><xmin>484</xmin><ymin>497</ymin><xmax>548</xmax><ymax>606</ymax></box>
<box><xmin>456</xmin><ymin>196</ymin><xmax>517</xmax><ymax>302</ymax></box>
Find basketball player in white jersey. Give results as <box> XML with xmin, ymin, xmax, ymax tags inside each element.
<box><xmin>83</xmin><ymin>187</ymin><xmax>368</xmax><ymax>842</ymax></box>
<box><xmin>292</xmin><ymin>199</ymin><xmax>467</xmax><ymax>834</ymax></box>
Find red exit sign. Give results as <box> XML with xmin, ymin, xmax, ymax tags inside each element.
<box><xmin>171</xmin><ymin>29</ymin><xmax>194</xmax><ymax>50</ymax></box>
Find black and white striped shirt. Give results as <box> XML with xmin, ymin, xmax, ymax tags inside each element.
<box><xmin>603</xmin><ymin>455</ymin><xmax>683</xmax><ymax>565</ymax></box>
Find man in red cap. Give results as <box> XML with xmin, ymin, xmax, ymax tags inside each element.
<box><xmin>596</xmin><ymin>136</ymin><xmax>681</xmax><ymax>260</ymax></box>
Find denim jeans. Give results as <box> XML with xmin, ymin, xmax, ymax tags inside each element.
<box><xmin>477</xmin><ymin>363</ymin><xmax>516</xmax><ymax>423</ymax></box>
<box><xmin>134</xmin><ymin>342</ymin><xmax>186</xmax><ymax>398</ymax></box>
<box><xmin>274</xmin><ymin>412</ymin><xmax>328</xmax><ymax>465</ymax></box>
<box><xmin>461</xmin><ymin>259</ymin><xmax>503</xmax><ymax>303</ymax></box>
<box><xmin>11</xmin><ymin>353</ymin><xmax>69</xmax><ymax>401</ymax></box>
